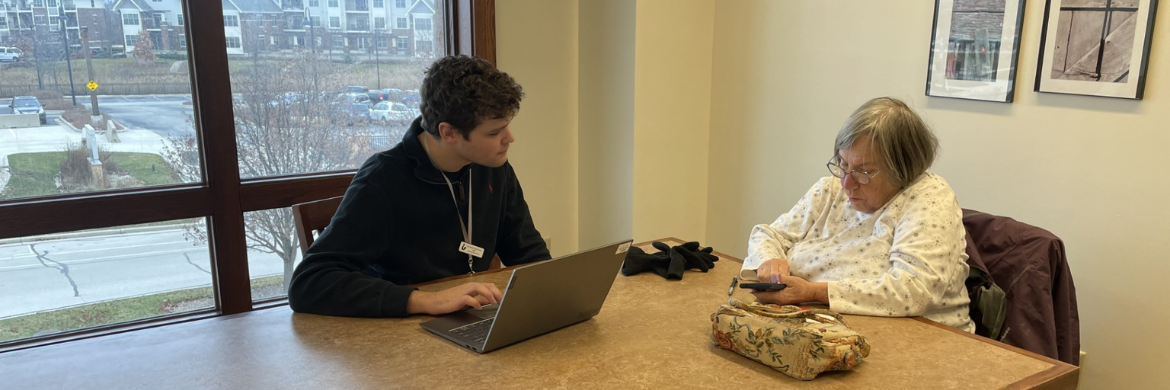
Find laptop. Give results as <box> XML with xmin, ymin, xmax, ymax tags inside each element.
<box><xmin>420</xmin><ymin>239</ymin><xmax>634</xmax><ymax>353</ymax></box>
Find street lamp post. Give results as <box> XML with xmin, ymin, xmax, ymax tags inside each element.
<box><xmin>374</xmin><ymin>28</ymin><xmax>381</xmax><ymax>90</ymax></box>
<box><xmin>60</xmin><ymin>4</ymin><xmax>78</xmax><ymax>106</ymax></box>
<box><xmin>304</xmin><ymin>21</ymin><xmax>318</xmax><ymax>93</ymax></box>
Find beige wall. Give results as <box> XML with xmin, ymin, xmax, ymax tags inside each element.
<box><xmin>500</xmin><ymin>0</ymin><xmax>715</xmax><ymax>251</ymax></box>
<box><xmin>579</xmin><ymin>0</ymin><xmax>636</xmax><ymax>249</ymax></box>
<box><xmin>496</xmin><ymin>0</ymin><xmax>580</xmax><ymax>257</ymax></box>
<box><xmin>631</xmin><ymin>0</ymin><xmax>715</xmax><ymax>243</ymax></box>
<box><xmin>706</xmin><ymin>1</ymin><xmax>1170</xmax><ymax>389</ymax></box>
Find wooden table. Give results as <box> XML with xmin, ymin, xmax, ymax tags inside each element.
<box><xmin>0</xmin><ymin>239</ymin><xmax>1077</xmax><ymax>389</ymax></box>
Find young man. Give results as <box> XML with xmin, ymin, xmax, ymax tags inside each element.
<box><xmin>288</xmin><ymin>55</ymin><xmax>551</xmax><ymax>318</ymax></box>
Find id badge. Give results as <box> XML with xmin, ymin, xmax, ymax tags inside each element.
<box><xmin>458</xmin><ymin>241</ymin><xmax>485</xmax><ymax>258</ymax></box>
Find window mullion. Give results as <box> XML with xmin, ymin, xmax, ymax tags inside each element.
<box><xmin>184</xmin><ymin>0</ymin><xmax>252</xmax><ymax>315</ymax></box>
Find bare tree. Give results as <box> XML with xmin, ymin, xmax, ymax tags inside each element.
<box><xmin>161</xmin><ymin>53</ymin><xmax>388</xmax><ymax>291</ymax></box>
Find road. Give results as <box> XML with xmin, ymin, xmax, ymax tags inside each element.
<box><xmin>82</xmin><ymin>94</ymin><xmax>393</xmax><ymax>139</ymax></box>
<box><xmin>0</xmin><ymin>228</ymin><xmax>296</xmax><ymax>319</ymax></box>
<box><xmin>85</xmin><ymin>95</ymin><xmax>196</xmax><ymax>138</ymax></box>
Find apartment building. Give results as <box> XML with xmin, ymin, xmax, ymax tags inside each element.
<box><xmin>108</xmin><ymin>0</ymin><xmax>439</xmax><ymax>58</ymax></box>
<box><xmin>0</xmin><ymin>0</ymin><xmax>81</xmax><ymax>53</ymax></box>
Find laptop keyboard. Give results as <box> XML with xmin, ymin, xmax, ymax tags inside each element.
<box><xmin>450</xmin><ymin>319</ymin><xmax>493</xmax><ymax>345</ymax></box>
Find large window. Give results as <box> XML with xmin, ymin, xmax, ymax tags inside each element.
<box><xmin>0</xmin><ymin>0</ymin><xmax>483</xmax><ymax>350</ymax></box>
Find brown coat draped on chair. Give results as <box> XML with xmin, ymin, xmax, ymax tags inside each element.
<box><xmin>962</xmin><ymin>209</ymin><xmax>1080</xmax><ymax>365</ymax></box>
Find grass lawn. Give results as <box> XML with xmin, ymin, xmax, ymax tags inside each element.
<box><xmin>2</xmin><ymin>152</ymin><xmax>65</xmax><ymax>200</ymax></box>
<box><xmin>0</xmin><ymin>275</ymin><xmax>286</xmax><ymax>343</ymax></box>
<box><xmin>107</xmin><ymin>153</ymin><xmax>177</xmax><ymax>186</ymax></box>
<box><xmin>1</xmin><ymin>152</ymin><xmax>176</xmax><ymax>201</ymax></box>
<box><xmin>0</xmin><ymin>58</ymin><xmax>189</xmax><ymax>86</ymax></box>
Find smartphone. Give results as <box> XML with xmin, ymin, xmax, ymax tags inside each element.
<box><xmin>740</xmin><ymin>282</ymin><xmax>787</xmax><ymax>291</ymax></box>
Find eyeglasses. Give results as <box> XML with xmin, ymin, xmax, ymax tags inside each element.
<box><xmin>827</xmin><ymin>159</ymin><xmax>880</xmax><ymax>185</ymax></box>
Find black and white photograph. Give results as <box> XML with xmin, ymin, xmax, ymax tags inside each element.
<box><xmin>927</xmin><ymin>0</ymin><xmax>1027</xmax><ymax>102</ymax></box>
<box><xmin>1036</xmin><ymin>0</ymin><xmax>1159</xmax><ymax>99</ymax></box>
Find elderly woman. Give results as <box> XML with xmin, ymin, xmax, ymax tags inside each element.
<box><xmin>742</xmin><ymin>97</ymin><xmax>974</xmax><ymax>332</ymax></box>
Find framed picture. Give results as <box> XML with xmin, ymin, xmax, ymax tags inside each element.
<box><xmin>1035</xmin><ymin>0</ymin><xmax>1159</xmax><ymax>99</ymax></box>
<box><xmin>926</xmin><ymin>0</ymin><xmax>1028</xmax><ymax>103</ymax></box>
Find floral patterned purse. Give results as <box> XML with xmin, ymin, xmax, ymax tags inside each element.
<box><xmin>710</xmin><ymin>298</ymin><xmax>871</xmax><ymax>380</ymax></box>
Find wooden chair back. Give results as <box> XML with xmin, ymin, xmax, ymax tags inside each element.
<box><xmin>292</xmin><ymin>196</ymin><xmax>344</xmax><ymax>254</ymax></box>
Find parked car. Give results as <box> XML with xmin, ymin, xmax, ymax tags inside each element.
<box><xmin>342</xmin><ymin>86</ymin><xmax>369</xmax><ymax>98</ymax></box>
<box><xmin>0</xmin><ymin>47</ymin><xmax>22</xmax><ymax>62</ymax></box>
<box><xmin>369</xmin><ymin>102</ymin><xmax>415</xmax><ymax>122</ymax></box>
<box><xmin>344</xmin><ymin>102</ymin><xmax>372</xmax><ymax>125</ymax></box>
<box><xmin>369</xmin><ymin>88</ymin><xmax>404</xmax><ymax>104</ymax></box>
<box><xmin>8</xmin><ymin>96</ymin><xmax>46</xmax><ymax>124</ymax></box>
<box><xmin>337</xmin><ymin>93</ymin><xmax>371</xmax><ymax>105</ymax></box>
<box><xmin>401</xmin><ymin>89</ymin><xmax>421</xmax><ymax>106</ymax></box>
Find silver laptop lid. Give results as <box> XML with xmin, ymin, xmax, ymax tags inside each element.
<box><xmin>478</xmin><ymin>239</ymin><xmax>632</xmax><ymax>352</ymax></box>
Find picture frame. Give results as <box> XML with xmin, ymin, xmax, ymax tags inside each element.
<box><xmin>926</xmin><ymin>0</ymin><xmax>1028</xmax><ymax>103</ymax></box>
<box><xmin>1035</xmin><ymin>0</ymin><xmax>1159</xmax><ymax>99</ymax></box>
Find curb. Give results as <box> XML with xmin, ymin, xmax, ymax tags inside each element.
<box><xmin>56</xmin><ymin>117</ymin><xmax>81</xmax><ymax>133</ymax></box>
<box><xmin>0</xmin><ymin>224</ymin><xmax>191</xmax><ymax>246</ymax></box>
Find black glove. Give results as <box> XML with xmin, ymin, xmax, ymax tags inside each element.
<box><xmin>623</xmin><ymin>241</ymin><xmax>719</xmax><ymax>280</ymax></box>
<box><xmin>669</xmin><ymin>241</ymin><xmax>719</xmax><ymax>272</ymax></box>
<box><xmin>622</xmin><ymin>245</ymin><xmax>674</xmax><ymax>279</ymax></box>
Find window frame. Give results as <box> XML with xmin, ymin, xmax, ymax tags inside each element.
<box><xmin>0</xmin><ymin>0</ymin><xmax>497</xmax><ymax>352</ymax></box>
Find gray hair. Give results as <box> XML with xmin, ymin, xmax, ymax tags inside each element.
<box><xmin>833</xmin><ymin>97</ymin><xmax>938</xmax><ymax>188</ymax></box>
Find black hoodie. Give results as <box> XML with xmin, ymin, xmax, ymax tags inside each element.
<box><xmin>288</xmin><ymin>117</ymin><xmax>550</xmax><ymax>317</ymax></box>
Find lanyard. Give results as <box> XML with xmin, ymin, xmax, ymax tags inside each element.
<box><xmin>423</xmin><ymin>135</ymin><xmax>476</xmax><ymax>274</ymax></box>
<box><xmin>439</xmin><ymin>169</ymin><xmax>474</xmax><ymax>274</ymax></box>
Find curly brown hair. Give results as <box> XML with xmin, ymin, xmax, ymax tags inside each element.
<box><xmin>420</xmin><ymin>55</ymin><xmax>524</xmax><ymax>139</ymax></box>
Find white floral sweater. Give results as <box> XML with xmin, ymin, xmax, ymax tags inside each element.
<box><xmin>741</xmin><ymin>173</ymin><xmax>975</xmax><ymax>332</ymax></box>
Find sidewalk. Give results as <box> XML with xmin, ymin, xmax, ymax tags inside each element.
<box><xmin>0</xmin><ymin>122</ymin><xmax>167</xmax><ymax>189</ymax></box>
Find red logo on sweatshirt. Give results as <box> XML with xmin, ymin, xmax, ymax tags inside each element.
<box><xmin>489</xmin><ymin>184</ymin><xmax>493</xmax><ymax>194</ymax></box>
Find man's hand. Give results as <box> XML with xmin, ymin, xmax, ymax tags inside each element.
<box><xmin>406</xmin><ymin>282</ymin><xmax>503</xmax><ymax>315</ymax></box>
<box><xmin>755</xmin><ymin>258</ymin><xmax>790</xmax><ymax>283</ymax></box>
<box><xmin>750</xmin><ymin>274</ymin><xmax>828</xmax><ymax>306</ymax></box>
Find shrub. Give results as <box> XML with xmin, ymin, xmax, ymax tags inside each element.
<box><xmin>58</xmin><ymin>142</ymin><xmax>117</xmax><ymax>192</ymax></box>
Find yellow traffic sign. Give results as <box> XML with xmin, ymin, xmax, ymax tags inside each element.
<box><xmin>86</xmin><ymin>81</ymin><xmax>98</xmax><ymax>91</ymax></box>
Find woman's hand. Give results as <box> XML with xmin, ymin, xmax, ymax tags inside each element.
<box><xmin>750</xmin><ymin>274</ymin><xmax>828</xmax><ymax>306</ymax></box>
<box><xmin>755</xmin><ymin>258</ymin><xmax>790</xmax><ymax>283</ymax></box>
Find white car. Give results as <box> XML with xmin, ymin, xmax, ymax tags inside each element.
<box><xmin>0</xmin><ymin>47</ymin><xmax>22</xmax><ymax>62</ymax></box>
<box><xmin>369</xmin><ymin>102</ymin><xmax>415</xmax><ymax>121</ymax></box>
